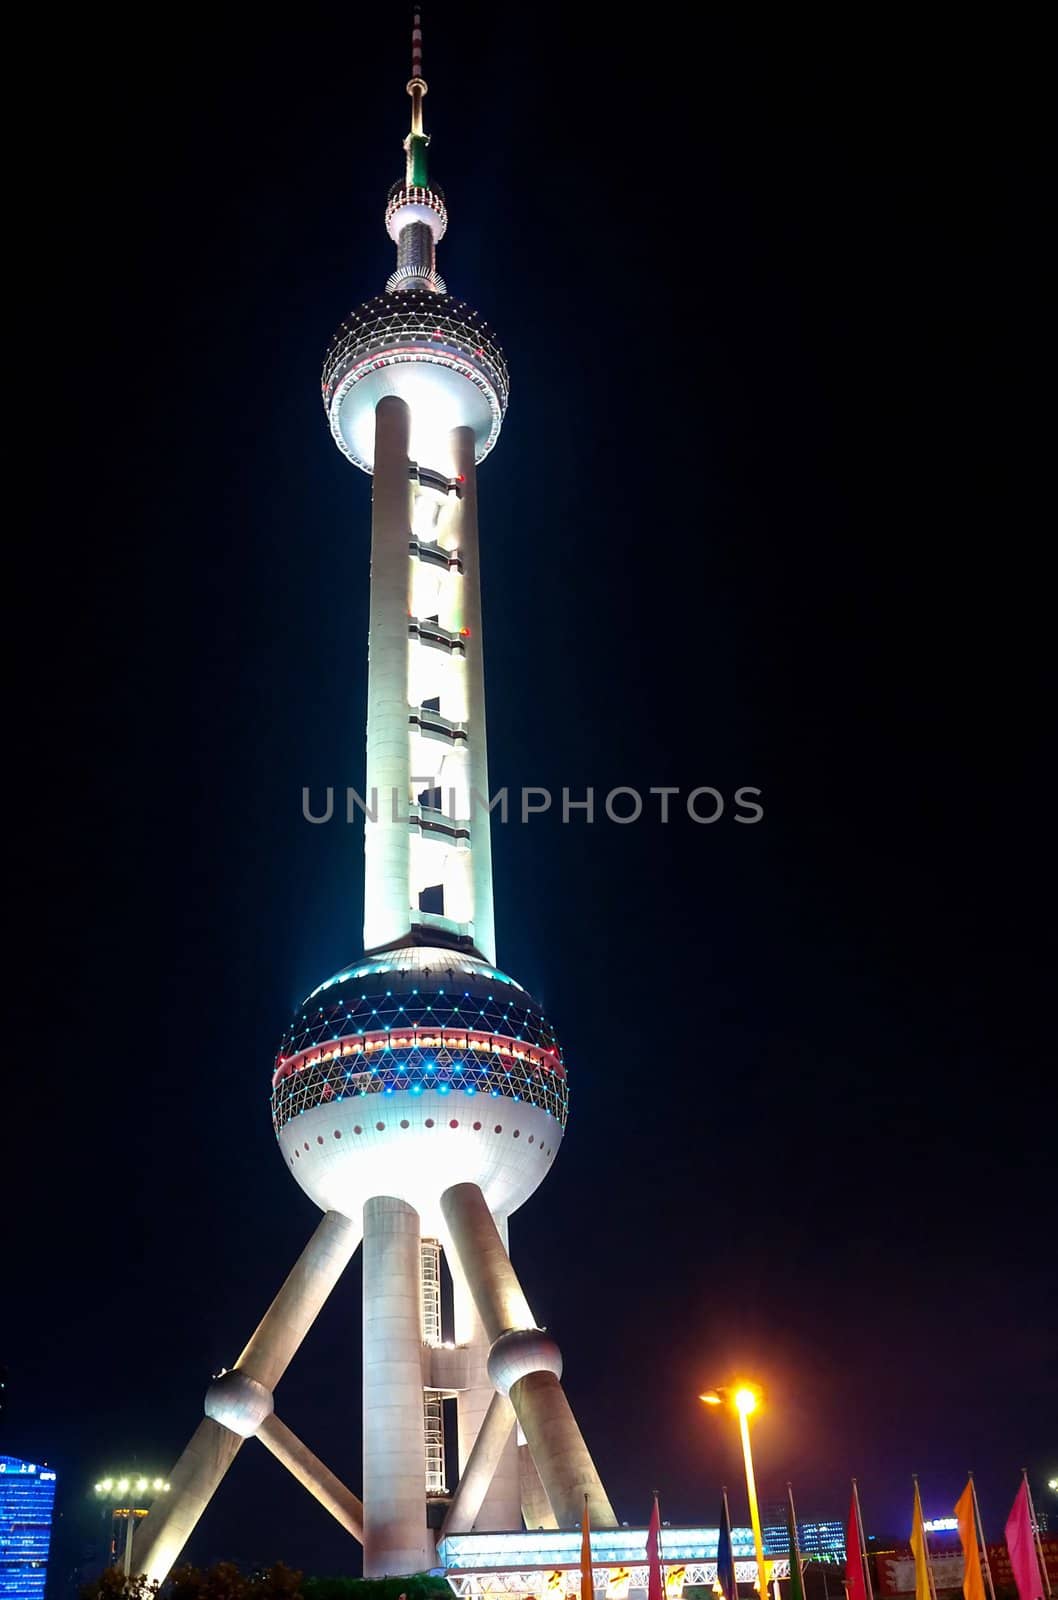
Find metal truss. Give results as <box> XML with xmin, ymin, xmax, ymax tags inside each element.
<box><xmin>446</xmin><ymin>1562</ymin><xmax>791</xmax><ymax>1598</ymax></box>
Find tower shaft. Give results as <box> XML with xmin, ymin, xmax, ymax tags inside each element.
<box><xmin>363</xmin><ymin>399</ymin><xmax>495</xmax><ymax>963</ymax></box>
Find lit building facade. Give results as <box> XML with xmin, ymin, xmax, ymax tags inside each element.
<box><xmin>133</xmin><ymin>13</ymin><xmax>616</xmax><ymax>1586</ymax></box>
<box><xmin>761</xmin><ymin>1511</ymin><xmax>845</xmax><ymax>1561</ymax></box>
<box><xmin>0</xmin><ymin>1456</ymin><xmax>57</xmax><ymax>1600</ymax></box>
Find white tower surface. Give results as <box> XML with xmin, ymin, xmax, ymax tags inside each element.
<box><xmin>133</xmin><ymin>12</ymin><xmax>616</xmax><ymax>1585</ymax></box>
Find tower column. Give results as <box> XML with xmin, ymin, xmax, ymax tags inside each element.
<box><xmin>363</xmin><ymin>1195</ymin><xmax>434</xmax><ymax>1575</ymax></box>
<box><xmin>449</xmin><ymin>1218</ymin><xmax>521</xmax><ymax>1528</ymax></box>
<box><xmin>441</xmin><ymin>1183</ymin><xmax>616</xmax><ymax>1529</ymax></box>
<box><xmin>450</xmin><ymin>425</ymin><xmax>496</xmax><ymax>968</ymax></box>
<box><xmin>364</xmin><ymin>396</ymin><xmax>413</xmax><ymax>954</ymax></box>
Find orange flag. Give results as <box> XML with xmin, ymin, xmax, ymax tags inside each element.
<box><xmin>581</xmin><ymin>1495</ymin><xmax>594</xmax><ymax>1600</ymax></box>
<box><xmin>955</xmin><ymin>1481</ymin><xmax>986</xmax><ymax>1600</ymax></box>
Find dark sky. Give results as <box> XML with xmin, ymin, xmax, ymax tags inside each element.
<box><xmin>9</xmin><ymin>3</ymin><xmax>1055</xmax><ymax>1591</ymax></box>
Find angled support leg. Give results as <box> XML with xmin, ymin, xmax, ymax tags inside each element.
<box><xmin>133</xmin><ymin>1209</ymin><xmax>360</xmax><ymax>1585</ymax></box>
<box><xmin>519</xmin><ymin>1439</ymin><xmax>558</xmax><ymax>1530</ymax></box>
<box><xmin>440</xmin><ymin>1182</ymin><xmax>617</xmax><ymax>1530</ymax></box>
<box><xmin>257</xmin><ymin>1413</ymin><xmax>363</xmax><ymax>1542</ymax></box>
<box><xmin>447</xmin><ymin>1218</ymin><xmax>520</xmax><ymax>1530</ymax></box>
<box><xmin>439</xmin><ymin>1390</ymin><xmax>517</xmax><ymax>1539</ymax></box>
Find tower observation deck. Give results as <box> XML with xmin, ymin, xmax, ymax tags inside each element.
<box><xmin>131</xmin><ymin>13</ymin><xmax>616</xmax><ymax>1586</ymax></box>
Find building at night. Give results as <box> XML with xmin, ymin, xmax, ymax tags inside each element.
<box><xmin>132</xmin><ymin>12</ymin><xmax>635</xmax><ymax>1588</ymax></box>
<box><xmin>761</xmin><ymin>1508</ymin><xmax>845</xmax><ymax>1561</ymax></box>
<box><xmin>0</xmin><ymin>1456</ymin><xmax>57</xmax><ymax>1600</ymax></box>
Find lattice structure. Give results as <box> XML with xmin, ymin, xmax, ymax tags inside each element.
<box><xmin>271</xmin><ymin>959</ymin><xmax>568</xmax><ymax>1136</ymax></box>
<box><xmin>278</xmin><ymin>964</ymin><xmax>559</xmax><ymax>1058</ymax></box>
<box><xmin>445</xmin><ymin>1563</ymin><xmax>791</xmax><ymax>1599</ymax></box>
<box><xmin>272</xmin><ymin>1040</ymin><xmax>567</xmax><ymax>1134</ymax></box>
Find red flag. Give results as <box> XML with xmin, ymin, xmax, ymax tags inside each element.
<box><xmin>846</xmin><ymin>1488</ymin><xmax>868</xmax><ymax>1600</ymax></box>
<box><xmin>1005</xmin><ymin>1481</ymin><xmax>1045</xmax><ymax>1600</ymax></box>
<box><xmin>647</xmin><ymin>1495</ymin><xmax>664</xmax><ymax>1600</ymax></box>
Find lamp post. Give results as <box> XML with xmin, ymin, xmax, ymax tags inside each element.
<box><xmin>701</xmin><ymin>1384</ymin><xmax>769</xmax><ymax>1599</ymax></box>
<box><xmin>94</xmin><ymin>1475</ymin><xmax>170</xmax><ymax>1576</ymax></box>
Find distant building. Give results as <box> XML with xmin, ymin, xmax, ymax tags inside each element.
<box><xmin>762</xmin><ymin>1506</ymin><xmax>845</xmax><ymax>1561</ymax></box>
<box><xmin>0</xmin><ymin>1456</ymin><xmax>57</xmax><ymax>1600</ymax></box>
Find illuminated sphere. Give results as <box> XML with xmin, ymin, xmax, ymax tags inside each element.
<box><xmin>322</xmin><ymin>292</ymin><xmax>508</xmax><ymax>474</ymax></box>
<box><xmin>272</xmin><ymin>946</ymin><xmax>567</xmax><ymax>1233</ymax></box>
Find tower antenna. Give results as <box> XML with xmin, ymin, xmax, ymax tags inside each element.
<box><xmin>407</xmin><ymin>8</ymin><xmax>427</xmax><ymax>147</ymax></box>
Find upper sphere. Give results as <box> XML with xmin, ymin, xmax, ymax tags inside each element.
<box><xmin>272</xmin><ymin>946</ymin><xmax>566</xmax><ymax>1230</ymax></box>
<box><xmin>323</xmin><ymin>293</ymin><xmax>508</xmax><ymax>475</ymax></box>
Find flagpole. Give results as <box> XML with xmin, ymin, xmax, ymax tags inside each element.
<box><xmin>913</xmin><ymin>1477</ymin><xmax>938</xmax><ymax>1600</ymax></box>
<box><xmin>723</xmin><ymin>1487</ymin><xmax>735</xmax><ymax>1600</ymax></box>
<box><xmin>969</xmin><ymin>1473</ymin><xmax>997</xmax><ymax>1600</ymax></box>
<box><xmin>852</xmin><ymin>1478</ymin><xmax>875</xmax><ymax>1600</ymax></box>
<box><xmin>1022</xmin><ymin>1469</ymin><xmax>1052</xmax><ymax>1600</ymax></box>
<box><xmin>657</xmin><ymin>1491</ymin><xmax>667</xmax><ymax>1599</ymax></box>
<box><xmin>788</xmin><ymin>1482</ymin><xmax>805</xmax><ymax>1600</ymax></box>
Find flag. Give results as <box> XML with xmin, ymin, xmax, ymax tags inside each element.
<box><xmin>846</xmin><ymin>1487</ymin><xmax>868</xmax><ymax>1600</ymax></box>
<box><xmin>582</xmin><ymin>1496</ymin><xmax>595</xmax><ymax>1600</ymax></box>
<box><xmin>786</xmin><ymin>1489</ymin><xmax>805</xmax><ymax>1600</ymax></box>
<box><xmin>665</xmin><ymin>1568</ymin><xmax>687</xmax><ymax>1600</ymax></box>
<box><xmin>647</xmin><ymin>1495</ymin><xmax>664</xmax><ymax>1600</ymax></box>
<box><xmin>607</xmin><ymin>1569</ymin><xmax>632</xmax><ymax>1600</ymax></box>
<box><xmin>910</xmin><ymin>1481</ymin><xmax>933</xmax><ymax>1600</ymax></box>
<box><xmin>954</xmin><ymin>1480</ymin><xmax>986</xmax><ymax>1600</ymax></box>
<box><xmin>716</xmin><ymin>1492</ymin><xmax>739</xmax><ymax>1600</ymax></box>
<box><xmin>1005</xmin><ymin>1481</ymin><xmax>1045</xmax><ymax>1600</ymax></box>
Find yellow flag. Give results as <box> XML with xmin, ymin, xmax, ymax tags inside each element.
<box><xmin>607</xmin><ymin>1570</ymin><xmax>632</xmax><ymax>1600</ymax></box>
<box><xmin>954</xmin><ymin>1481</ymin><xmax>986</xmax><ymax>1600</ymax></box>
<box><xmin>910</xmin><ymin>1481</ymin><xmax>933</xmax><ymax>1600</ymax></box>
<box><xmin>665</xmin><ymin>1567</ymin><xmax>687</xmax><ymax>1600</ymax></box>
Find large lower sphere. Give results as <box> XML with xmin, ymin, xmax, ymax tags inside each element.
<box><xmin>272</xmin><ymin>947</ymin><xmax>566</xmax><ymax>1232</ymax></box>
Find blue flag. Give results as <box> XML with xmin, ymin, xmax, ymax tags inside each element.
<box><xmin>716</xmin><ymin>1493</ymin><xmax>738</xmax><ymax>1600</ymax></box>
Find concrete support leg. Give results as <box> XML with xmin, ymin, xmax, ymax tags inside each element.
<box><xmin>235</xmin><ymin>1210</ymin><xmax>362</xmax><ymax>1392</ymax></box>
<box><xmin>133</xmin><ymin>1209</ymin><xmax>361</xmax><ymax>1585</ymax></box>
<box><xmin>362</xmin><ymin>1195</ymin><xmax>433</xmax><ymax>1576</ymax></box>
<box><xmin>439</xmin><ymin>1391</ymin><xmax>517</xmax><ymax>1538</ymax></box>
<box><xmin>507</xmin><ymin>1369</ymin><xmax>615</xmax><ymax>1530</ymax></box>
<box><xmin>450</xmin><ymin>1222</ymin><xmax>521</xmax><ymax>1531</ymax></box>
<box><xmin>257</xmin><ymin>1413</ymin><xmax>364</xmax><ymax>1542</ymax></box>
<box><xmin>130</xmin><ymin>1419</ymin><xmax>242</xmax><ymax>1584</ymax></box>
<box><xmin>519</xmin><ymin>1439</ymin><xmax>558</xmax><ymax>1530</ymax></box>
<box><xmin>440</xmin><ymin>1182</ymin><xmax>617</xmax><ymax>1531</ymax></box>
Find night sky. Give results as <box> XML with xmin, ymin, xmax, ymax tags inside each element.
<box><xmin>9</xmin><ymin>4</ymin><xmax>1055</xmax><ymax>1590</ymax></box>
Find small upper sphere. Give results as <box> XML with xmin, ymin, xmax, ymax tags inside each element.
<box><xmin>272</xmin><ymin>946</ymin><xmax>566</xmax><ymax>1231</ymax></box>
<box><xmin>385</xmin><ymin>180</ymin><xmax>448</xmax><ymax>243</ymax></box>
<box><xmin>322</xmin><ymin>293</ymin><xmax>508</xmax><ymax>475</ymax></box>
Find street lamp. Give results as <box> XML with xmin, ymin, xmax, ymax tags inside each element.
<box><xmin>701</xmin><ymin>1384</ymin><xmax>769</xmax><ymax>1598</ymax></box>
<box><xmin>94</xmin><ymin>1475</ymin><xmax>170</xmax><ymax>1576</ymax></box>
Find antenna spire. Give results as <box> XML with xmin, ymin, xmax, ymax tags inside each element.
<box><xmin>407</xmin><ymin>8</ymin><xmax>427</xmax><ymax>152</ymax></box>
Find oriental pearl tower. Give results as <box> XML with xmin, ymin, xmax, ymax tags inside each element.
<box><xmin>133</xmin><ymin>12</ymin><xmax>616</xmax><ymax>1584</ymax></box>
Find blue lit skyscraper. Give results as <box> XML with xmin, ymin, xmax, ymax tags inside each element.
<box><xmin>0</xmin><ymin>1456</ymin><xmax>57</xmax><ymax>1600</ymax></box>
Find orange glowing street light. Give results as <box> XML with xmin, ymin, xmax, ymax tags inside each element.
<box><xmin>700</xmin><ymin>1384</ymin><xmax>768</xmax><ymax>1597</ymax></box>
